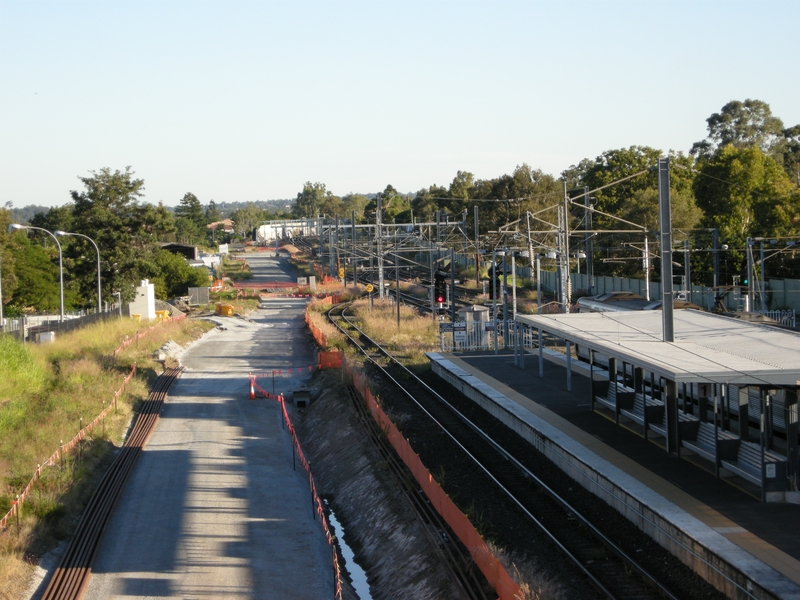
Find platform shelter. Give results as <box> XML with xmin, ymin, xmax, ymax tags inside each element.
<box><xmin>516</xmin><ymin>310</ymin><xmax>800</xmax><ymax>502</ymax></box>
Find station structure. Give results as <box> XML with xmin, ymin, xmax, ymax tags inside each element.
<box><xmin>515</xmin><ymin>309</ymin><xmax>800</xmax><ymax>502</ymax></box>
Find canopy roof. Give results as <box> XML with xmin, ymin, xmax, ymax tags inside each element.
<box><xmin>517</xmin><ymin>310</ymin><xmax>800</xmax><ymax>386</ymax></box>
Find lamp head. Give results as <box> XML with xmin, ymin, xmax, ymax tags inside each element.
<box><xmin>54</xmin><ymin>230</ymin><xmax>68</xmax><ymax>236</ymax></box>
<box><xmin>8</xmin><ymin>223</ymin><xmax>25</xmax><ymax>232</ymax></box>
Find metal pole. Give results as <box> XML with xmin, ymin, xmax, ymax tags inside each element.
<box><xmin>450</xmin><ymin>247</ymin><xmax>456</xmax><ymax>326</ymax></box>
<box><xmin>760</xmin><ymin>240</ymin><xmax>766</xmax><ymax>312</ymax></box>
<box><xmin>474</xmin><ymin>205</ymin><xmax>480</xmax><ymax>285</ymax></box>
<box><xmin>396</xmin><ymin>229</ymin><xmax>400</xmax><ymax>329</ymax></box>
<box><xmin>536</xmin><ymin>254</ymin><xmax>542</xmax><ymax>314</ymax></box>
<box><xmin>644</xmin><ymin>235</ymin><xmax>651</xmax><ymax>301</ymax></box>
<box><xmin>492</xmin><ymin>250</ymin><xmax>498</xmax><ymax>354</ymax></box>
<box><xmin>746</xmin><ymin>237</ymin><xmax>754</xmax><ymax>312</ymax></box>
<box><xmin>377</xmin><ymin>196</ymin><xmax>384</xmax><ymax>299</ymax></box>
<box><xmin>685</xmin><ymin>238</ymin><xmax>691</xmax><ymax>302</ymax></box>
<box><xmin>511</xmin><ymin>253</ymin><xmax>517</xmax><ymax>319</ymax></box>
<box><xmin>562</xmin><ymin>182</ymin><xmax>571</xmax><ymax>313</ymax></box>
<box><xmin>318</xmin><ymin>215</ymin><xmax>324</xmax><ymax>279</ymax></box>
<box><xmin>462</xmin><ymin>209</ymin><xmax>468</xmax><ymax>259</ymax></box>
<box><xmin>584</xmin><ymin>187</ymin><xmax>594</xmax><ymax>295</ymax></box>
<box><xmin>502</xmin><ymin>252</ymin><xmax>508</xmax><ymax>342</ymax></box>
<box><xmin>712</xmin><ymin>228</ymin><xmax>719</xmax><ymax>290</ymax></box>
<box><xmin>351</xmin><ymin>210</ymin><xmax>357</xmax><ymax>286</ymax></box>
<box><xmin>657</xmin><ymin>157</ymin><xmax>674</xmax><ymax>342</ymax></box>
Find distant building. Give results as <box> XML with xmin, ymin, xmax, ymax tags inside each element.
<box><xmin>207</xmin><ymin>219</ymin><xmax>235</xmax><ymax>233</ymax></box>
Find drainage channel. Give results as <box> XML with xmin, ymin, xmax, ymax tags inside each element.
<box><xmin>324</xmin><ymin>499</ymin><xmax>373</xmax><ymax>600</ymax></box>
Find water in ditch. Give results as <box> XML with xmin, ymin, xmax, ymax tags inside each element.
<box><xmin>324</xmin><ymin>499</ymin><xmax>373</xmax><ymax>600</ymax></box>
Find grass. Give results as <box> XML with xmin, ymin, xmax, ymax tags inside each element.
<box><xmin>305</xmin><ymin>294</ymin><xmax>439</xmax><ymax>369</ymax></box>
<box><xmin>0</xmin><ymin>316</ymin><xmax>214</xmax><ymax>599</ymax></box>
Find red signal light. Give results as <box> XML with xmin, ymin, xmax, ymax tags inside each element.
<box><xmin>436</xmin><ymin>295</ymin><xmax>444</xmax><ymax>303</ymax></box>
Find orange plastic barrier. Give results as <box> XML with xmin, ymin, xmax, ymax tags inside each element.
<box><xmin>275</xmin><ymin>393</ymin><xmax>345</xmax><ymax>599</ymax></box>
<box><xmin>349</xmin><ymin>367</ymin><xmax>522</xmax><ymax>600</ymax></box>
<box><xmin>318</xmin><ymin>351</ymin><xmax>342</xmax><ymax>370</ymax></box>
<box><xmin>0</xmin><ymin>363</ymin><xmax>137</xmax><ymax>531</ymax></box>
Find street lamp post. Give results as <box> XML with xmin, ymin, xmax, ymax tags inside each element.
<box><xmin>55</xmin><ymin>231</ymin><xmax>101</xmax><ymax>314</ymax></box>
<box><xmin>9</xmin><ymin>224</ymin><xmax>64</xmax><ymax>322</ymax></box>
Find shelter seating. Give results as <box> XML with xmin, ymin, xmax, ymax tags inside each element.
<box><xmin>593</xmin><ymin>380</ymin><xmax>666</xmax><ymax>435</ymax></box>
<box><xmin>720</xmin><ymin>440</ymin><xmax>787</xmax><ymax>488</ymax></box>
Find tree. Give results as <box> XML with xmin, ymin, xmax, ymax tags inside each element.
<box><xmin>173</xmin><ymin>192</ymin><xmax>205</xmax><ymax>244</ymax></box>
<box><xmin>205</xmin><ymin>200</ymin><xmax>223</xmax><ymax>223</ymax></box>
<box><xmin>293</xmin><ymin>182</ymin><xmax>332</xmax><ymax>218</ymax></box>
<box><xmin>230</xmin><ymin>202</ymin><xmax>266</xmax><ymax>238</ymax></box>
<box><xmin>783</xmin><ymin>125</ymin><xmax>800</xmax><ymax>186</ymax></box>
<box><xmin>340</xmin><ymin>194</ymin><xmax>369</xmax><ymax>221</ymax></box>
<box><xmin>691</xmin><ymin>99</ymin><xmax>785</xmax><ymax>159</ymax></box>
<box><xmin>69</xmin><ymin>166</ymin><xmax>150</xmax><ymax>302</ymax></box>
<box><xmin>139</xmin><ymin>249</ymin><xmax>210</xmax><ymax>299</ymax></box>
<box><xmin>4</xmin><ymin>231</ymin><xmax>62</xmax><ymax>313</ymax></box>
<box><xmin>694</xmin><ymin>144</ymin><xmax>800</xmax><ymax>247</ymax></box>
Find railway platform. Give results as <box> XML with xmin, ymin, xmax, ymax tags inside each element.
<box><xmin>430</xmin><ymin>350</ymin><xmax>800</xmax><ymax>600</ymax></box>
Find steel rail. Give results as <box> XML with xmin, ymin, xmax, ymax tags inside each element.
<box><xmin>327</xmin><ymin>304</ymin><xmax>492</xmax><ymax>600</ymax></box>
<box><xmin>41</xmin><ymin>367</ymin><xmax>183</xmax><ymax>600</ymax></box>
<box><xmin>342</xmin><ymin>384</ymin><xmax>490</xmax><ymax>600</ymax></box>
<box><xmin>329</xmin><ymin>303</ymin><xmax>681</xmax><ymax>600</ymax></box>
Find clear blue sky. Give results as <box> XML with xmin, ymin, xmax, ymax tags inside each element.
<box><xmin>2</xmin><ymin>1</ymin><xmax>798</xmax><ymax>208</ymax></box>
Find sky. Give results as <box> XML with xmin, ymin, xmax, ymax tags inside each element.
<box><xmin>1</xmin><ymin>1</ymin><xmax>798</xmax><ymax>209</ymax></box>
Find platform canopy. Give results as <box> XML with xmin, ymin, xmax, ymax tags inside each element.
<box><xmin>517</xmin><ymin>310</ymin><xmax>800</xmax><ymax>386</ymax></box>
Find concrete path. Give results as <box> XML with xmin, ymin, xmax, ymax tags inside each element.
<box><xmin>77</xmin><ymin>296</ymin><xmax>333</xmax><ymax>599</ymax></box>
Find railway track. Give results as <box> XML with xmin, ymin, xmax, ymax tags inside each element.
<box><xmin>41</xmin><ymin>367</ymin><xmax>184</xmax><ymax>600</ymax></box>
<box><xmin>341</xmin><ymin>384</ymin><xmax>493</xmax><ymax>600</ymax></box>
<box><xmin>328</xmin><ymin>302</ymin><xmax>699</xmax><ymax>600</ymax></box>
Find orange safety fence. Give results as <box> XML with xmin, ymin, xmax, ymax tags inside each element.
<box><xmin>0</xmin><ymin>363</ymin><xmax>138</xmax><ymax>531</ymax></box>
<box><xmin>348</xmin><ymin>365</ymin><xmax>522</xmax><ymax>600</ymax></box>
<box><xmin>318</xmin><ymin>351</ymin><xmax>342</xmax><ymax>370</ymax></box>
<box><xmin>251</xmin><ymin>387</ymin><xmax>344</xmax><ymax>599</ymax></box>
<box><xmin>300</xmin><ymin>297</ymin><xmax>522</xmax><ymax>596</ymax></box>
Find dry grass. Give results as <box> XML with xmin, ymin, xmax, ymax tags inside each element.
<box><xmin>350</xmin><ymin>298</ymin><xmax>438</xmax><ymax>368</ymax></box>
<box><xmin>488</xmin><ymin>542</ymin><xmax>568</xmax><ymax>600</ymax></box>
<box><xmin>0</xmin><ymin>316</ymin><xmax>214</xmax><ymax>597</ymax></box>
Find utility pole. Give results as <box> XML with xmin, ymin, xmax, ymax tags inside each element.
<box><xmin>351</xmin><ymin>210</ymin><xmax>357</xmax><ymax>286</ymax></box>
<box><xmin>450</xmin><ymin>247</ymin><xmax>456</xmax><ymax>326</ymax></box>
<box><xmin>462</xmin><ymin>209</ymin><xmax>468</xmax><ymax>261</ymax></box>
<box><xmin>746</xmin><ymin>237</ymin><xmax>754</xmax><ymax>312</ymax></box>
<box><xmin>760</xmin><ymin>240</ymin><xmax>766</xmax><ymax>312</ymax></box>
<box><xmin>560</xmin><ymin>181</ymin><xmax>571</xmax><ymax>312</ymax></box>
<box><xmin>474</xmin><ymin>205</ymin><xmax>480</xmax><ymax>285</ymax></box>
<box><xmin>644</xmin><ymin>236</ymin><xmax>651</xmax><ymax>301</ymax></box>
<box><xmin>684</xmin><ymin>238</ymin><xmax>691</xmax><ymax>301</ymax></box>
<box><xmin>712</xmin><ymin>228</ymin><xmax>720</xmax><ymax>290</ymax></box>
<box><xmin>377</xmin><ymin>195</ymin><xmax>384</xmax><ymax>299</ymax></box>
<box><xmin>657</xmin><ymin>157</ymin><xmax>674</xmax><ymax>342</ymax></box>
<box><xmin>318</xmin><ymin>215</ymin><xmax>324</xmax><ymax>279</ymax></box>
<box><xmin>584</xmin><ymin>187</ymin><xmax>594</xmax><ymax>295</ymax></box>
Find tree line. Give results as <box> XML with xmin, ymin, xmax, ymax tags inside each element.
<box><xmin>3</xmin><ymin>98</ymin><xmax>798</xmax><ymax>315</ymax></box>
<box><xmin>290</xmin><ymin>99</ymin><xmax>800</xmax><ymax>289</ymax></box>
<box><xmin>0</xmin><ymin>169</ymin><xmax>291</xmax><ymax>315</ymax></box>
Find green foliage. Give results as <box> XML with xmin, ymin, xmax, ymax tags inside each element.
<box><xmin>5</xmin><ymin>233</ymin><xmax>62</xmax><ymax>313</ymax></box>
<box><xmin>292</xmin><ymin>182</ymin><xmax>339</xmax><ymax>219</ymax></box>
<box><xmin>694</xmin><ymin>144</ymin><xmax>800</xmax><ymax>264</ymax></box>
<box><xmin>174</xmin><ymin>192</ymin><xmax>205</xmax><ymax>244</ymax></box>
<box><xmin>69</xmin><ymin>167</ymin><xmax>152</xmax><ymax>302</ymax></box>
<box><xmin>0</xmin><ymin>336</ymin><xmax>44</xmax><ymax>403</ymax></box>
<box><xmin>139</xmin><ymin>249</ymin><xmax>211</xmax><ymax>299</ymax></box>
<box><xmin>230</xmin><ymin>202</ymin><xmax>267</xmax><ymax>238</ymax></box>
<box><xmin>692</xmin><ymin>99</ymin><xmax>785</xmax><ymax>158</ymax></box>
